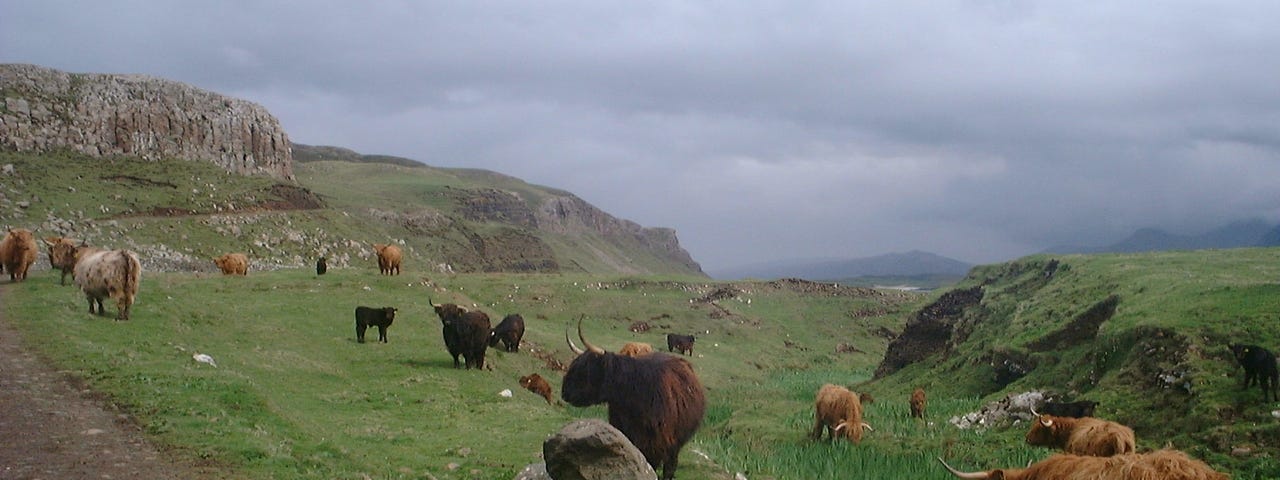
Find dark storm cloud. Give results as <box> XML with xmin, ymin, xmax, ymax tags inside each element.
<box><xmin>4</xmin><ymin>1</ymin><xmax>1280</xmax><ymax>272</ymax></box>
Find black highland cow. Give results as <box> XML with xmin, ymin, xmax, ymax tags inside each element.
<box><xmin>563</xmin><ymin>318</ymin><xmax>706</xmax><ymax>480</ymax></box>
<box><xmin>489</xmin><ymin>314</ymin><xmax>525</xmax><ymax>352</ymax></box>
<box><xmin>431</xmin><ymin>299</ymin><xmax>491</xmax><ymax>369</ymax></box>
<box><xmin>354</xmin><ymin>306</ymin><xmax>396</xmax><ymax>343</ymax></box>
<box><xmin>1230</xmin><ymin>343</ymin><xmax>1279</xmax><ymax>402</ymax></box>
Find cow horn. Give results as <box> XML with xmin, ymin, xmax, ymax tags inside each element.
<box><xmin>834</xmin><ymin>422</ymin><xmax>848</xmax><ymax>434</ymax></box>
<box><xmin>1040</xmin><ymin>417</ymin><xmax>1053</xmax><ymax>427</ymax></box>
<box><xmin>566</xmin><ymin>322</ymin><xmax>585</xmax><ymax>355</ymax></box>
<box><xmin>937</xmin><ymin>457</ymin><xmax>990</xmax><ymax>479</ymax></box>
<box><xmin>1030</xmin><ymin>407</ymin><xmax>1039</xmax><ymax>417</ymax></box>
<box><xmin>862</xmin><ymin>422</ymin><xmax>874</xmax><ymax>432</ymax></box>
<box><xmin>429</xmin><ymin>297</ymin><xmax>440</xmax><ymax>308</ymax></box>
<box><xmin>577</xmin><ymin>315</ymin><xmax>605</xmax><ymax>354</ymax></box>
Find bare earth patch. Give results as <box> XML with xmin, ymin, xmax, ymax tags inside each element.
<box><xmin>0</xmin><ymin>285</ymin><xmax>218</xmax><ymax>479</ymax></box>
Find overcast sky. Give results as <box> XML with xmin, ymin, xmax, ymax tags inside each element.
<box><xmin>4</xmin><ymin>1</ymin><xmax>1280</xmax><ymax>274</ymax></box>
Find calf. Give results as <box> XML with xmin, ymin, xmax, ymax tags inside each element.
<box><xmin>1041</xmin><ymin>400</ymin><xmax>1100</xmax><ymax>418</ymax></box>
<box><xmin>1230</xmin><ymin>343</ymin><xmax>1279</xmax><ymax>402</ymax></box>
<box><xmin>619</xmin><ymin>342</ymin><xmax>655</xmax><ymax>357</ymax></box>
<box><xmin>355</xmin><ymin>306</ymin><xmax>397</xmax><ymax>343</ymax></box>
<box><xmin>519</xmin><ymin>373</ymin><xmax>555</xmax><ymax>404</ymax></box>
<box><xmin>910</xmin><ymin>388</ymin><xmax>926</xmax><ymax>419</ymax></box>
<box><xmin>489</xmin><ymin>314</ymin><xmax>525</xmax><ymax>352</ymax></box>
<box><xmin>316</xmin><ymin>257</ymin><xmax>327</xmax><ymax>275</ymax></box>
<box><xmin>666</xmin><ymin>333</ymin><xmax>695</xmax><ymax>356</ymax></box>
<box><xmin>1025</xmin><ymin>413</ymin><xmax>1135</xmax><ymax>457</ymax></box>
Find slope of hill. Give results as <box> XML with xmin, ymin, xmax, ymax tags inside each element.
<box><xmin>870</xmin><ymin>249</ymin><xmax>1280</xmax><ymax>474</ymax></box>
<box><xmin>0</xmin><ymin>149</ymin><xmax>703</xmax><ymax>276</ymax></box>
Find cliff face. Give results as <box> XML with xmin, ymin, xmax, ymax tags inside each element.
<box><xmin>537</xmin><ymin>194</ymin><xmax>702</xmax><ymax>273</ymax></box>
<box><xmin>0</xmin><ymin>64</ymin><xmax>292</xmax><ymax>179</ymax></box>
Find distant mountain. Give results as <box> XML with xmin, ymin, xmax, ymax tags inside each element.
<box><xmin>1044</xmin><ymin>219</ymin><xmax>1279</xmax><ymax>254</ymax></box>
<box><xmin>711</xmin><ymin>250</ymin><xmax>973</xmax><ymax>281</ymax></box>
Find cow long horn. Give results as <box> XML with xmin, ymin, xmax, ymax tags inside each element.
<box><xmin>1030</xmin><ymin>407</ymin><xmax>1039</xmax><ymax>416</ymax></box>
<box><xmin>834</xmin><ymin>422</ymin><xmax>848</xmax><ymax>434</ymax></box>
<box><xmin>566</xmin><ymin>322</ymin><xmax>585</xmax><ymax>355</ymax></box>
<box><xmin>1041</xmin><ymin>417</ymin><xmax>1053</xmax><ymax>427</ymax></box>
<box><xmin>577</xmin><ymin>315</ymin><xmax>605</xmax><ymax>354</ymax></box>
<box><xmin>937</xmin><ymin>457</ymin><xmax>990</xmax><ymax>479</ymax></box>
<box><xmin>862</xmin><ymin>422</ymin><xmax>874</xmax><ymax>432</ymax></box>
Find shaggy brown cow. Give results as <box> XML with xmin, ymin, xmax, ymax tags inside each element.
<box><xmin>73</xmin><ymin>246</ymin><xmax>141</xmax><ymax>321</ymax></box>
<box><xmin>214</xmin><ymin>253</ymin><xmax>249</xmax><ymax>275</ymax></box>
<box><xmin>42</xmin><ymin>236</ymin><xmax>80</xmax><ymax>285</ymax></box>
<box><xmin>431</xmin><ymin>300</ymin><xmax>491</xmax><ymax>369</ymax></box>
<box><xmin>519</xmin><ymin>373</ymin><xmax>555</xmax><ymax>404</ymax></box>
<box><xmin>938</xmin><ymin>449</ymin><xmax>1228</xmax><ymax>480</ymax></box>
<box><xmin>1025</xmin><ymin>413</ymin><xmax>1135</xmax><ymax>457</ymax></box>
<box><xmin>564</xmin><ymin>319</ymin><xmax>706</xmax><ymax>480</ymax></box>
<box><xmin>0</xmin><ymin>228</ymin><xmax>38</xmax><ymax>282</ymax></box>
<box><xmin>373</xmin><ymin>243</ymin><xmax>402</xmax><ymax>275</ymax></box>
<box><xmin>811</xmin><ymin>383</ymin><xmax>872</xmax><ymax>444</ymax></box>
<box><xmin>910</xmin><ymin>387</ymin><xmax>927</xmax><ymax>419</ymax></box>
<box><xmin>619</xmin><ymin>342</ymin><xmax>655</xmax><ymax>357</ymax></box>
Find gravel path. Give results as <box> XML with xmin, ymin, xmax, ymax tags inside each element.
<box><xmin>0</xmin><ymin>284</ymin><xmax>216</xmax><ymax>479</ymax></box>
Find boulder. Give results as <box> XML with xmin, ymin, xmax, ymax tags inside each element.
<box><xmin>543</xmin><ymin>419</ymin><xmax>657</xmax><ymax>480</ymax></box>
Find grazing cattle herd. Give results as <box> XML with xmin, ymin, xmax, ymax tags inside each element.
<box><xmin>4</xmin><ymin>231</ymin><xmax>1270</xmax><ymax>479</ymax></box>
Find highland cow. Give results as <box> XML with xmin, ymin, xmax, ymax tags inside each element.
<box><xmin>0</xmin><ymin>228</ymin><xmax>38</xmax><ymax>282</ymax></box>
<box><xmin>316</xmin><ymin>257</ymin><xmax>327</xmax><ymax>275</ymax></box>
<box><xmin>1025</xmin><ymin>413</ymin><xmax>1135</xmax><ymax>457</ymax></box>
<box><xmin>213</xmin><ymin>253</ymin><xmax>249</xmax><ymax>275</ymax></box>
<box><xmin>374</xmin><ymin>243</ymin><xmax>401</xmax><ymax>275</ymax></box>
<box><xmin>667</xmin><ymin>333</ymin><xmax>695</xmax><ymax>356</ymax></box>
<box><xmin>563</xmin><ymin>319</ymin><xmax>706</xmax><ymax>480</ymax></box>
<box><xmin>42</xmin><ymin>236</ymin><xmax>81</xmax><ymax>285</ymax></box>
<box><xmin>910</xmin><ymin>387</ymin><xmax>927</xmax><ymax>419</ymax></box>
<box><xmin>938</xmin><ymin>449</ymin><xmax>1228</xmax><ymax>480</ymax></box>
<box><xmin>73</xmin><ymin>246</ymin><xmax>141</xmax><ymax>321</ymax></box>
<box><xmin>1041</xmin><ymin>400</ymin><xmax>1100</xmax><ymax>418</ymax></box>
<box><xmin>1230</xmin><ymin>343</ymin><xmax>1279</xmax><ymax>402</ymax></box>
<box><xmin>355</xmin><ymin>306</ymin><xmax>397</xmax><ymax>343</ymax></box>
<box><xmin>519</xmin><ymin>373</ymin><xmax>555</xmax><ymax>404</ymax></box>
<box><xmin>488</xmin><ymin>314</ymin><xmax>525</xmax><ymax>352</ymax></box>
<box><xmin>431</xmin><ymin>300</ymin><xmax>491</xmax><ymax>369</ymax></box>
<box><xmin>811</xmin><ymin>383</ymin><xmax>872</xmax><ymax>444</ymax></box>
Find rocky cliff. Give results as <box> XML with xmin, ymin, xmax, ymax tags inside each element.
<box><xmin>0</xmin><ymin>64</ymin><xmax>292</xmax><ymax>179</ymax></box>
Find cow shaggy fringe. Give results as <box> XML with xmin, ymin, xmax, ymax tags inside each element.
<box><xmin>811</xmin><ymin>383</ymin><xmax>870</xmax><ymax>444</ymax></box>
<box><xmin>1025</xmin><ymin>414</ymin><xmax>1136</xmax><ymax>457</ymax></box>
<box><xmin>939</xmin><ymin>449</ymin><xmax>1228</xmax><ymax>480</ymax></box>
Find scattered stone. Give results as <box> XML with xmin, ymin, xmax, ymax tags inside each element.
<box><xmin>543</xmin><ymin>419</ymin><xmax>657</xmax><ymax>480</ymax></box>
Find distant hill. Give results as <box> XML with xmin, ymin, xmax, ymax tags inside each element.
<box><xmin>711</xmin><ymin>250</ymin><xmax>973</xmax><ymax>281</ymax></box>
<box><xmin>1043</xmin><ymin>219</ymin><xmax>1279</xmax><ymax>254</ymax></box>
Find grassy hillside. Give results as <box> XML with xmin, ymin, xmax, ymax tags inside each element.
<box><xmin>0</xmin><ymin>149</ymin><xmax>702</xmax><ymax>276</ymax></box>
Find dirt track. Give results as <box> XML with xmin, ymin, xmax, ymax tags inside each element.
<box><xmin>0</xmin><ymin>284</ymin><xmax>213</xmax><ymax>479</ymax></box>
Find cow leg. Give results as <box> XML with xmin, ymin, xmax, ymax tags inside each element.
<box><xmin>378</xmin><ymin>325</ymin><xmax>388</xmax><ymax>343</ymax></box>
<box><xmin>452</xmin><ymin>354</ymin><xmax>461</xmax><ymax>368</ymax></box>
<box><xmin>660</xmin><ymin>453</ymin><xmax>679</xmax><ymax>480</ymax></box>
<box><xmin>115</xmin><ymin>297</ymin><xmax>129</xmax><ymax>320</ymax></box>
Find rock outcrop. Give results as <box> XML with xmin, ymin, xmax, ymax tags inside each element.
<box><xmin>538</xmin><ymin>194</ymin><xmax>702</xmax><ymax>273</ymax></box>
<box><xmin>0</xmin><ymin>63</ymin><xmax>292</xmax><ymax>180</ymax></box>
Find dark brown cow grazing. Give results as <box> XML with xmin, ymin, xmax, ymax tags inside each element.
<box><xmin>488</xmin><ymin>314</ymin><xmax>525</xmax><ymax>352</ymax></box>
<box><xmin>519</xmin><ymin>373</ymin><xmax>555</xmax><ymax>404</ymax></box>
<box><xmin>1025</xmin><ymin>413</ymin><xmax>1135</xmax><ymax>457</ymax></box>
<box><xmin>355</xmin><ymin>306</ymin><xmax>397</xmax><ymax>343</ymax></box>
<box><xmin>1230</xmin><ymin>343</ymin><xmax>1279</xmax><ymax>402</ymax></box>
<box><xmin>563</xmin><ymin>319</ymin><xmax>706</xmax><ymax>480</ymax></box>
<box><xmin>431</xmin><ymin>299</ymin><xmax>491</xmax><ymax>369</ymax></box>
<box><xmin>811</xmin><ymin>383</ymin><xmax>872</xmax><ymax>444</ymax></box>
<box><xmin>1041</xmin><ymin>400</ymin><xmax>1099</xmax><ymax>418</ymax></box>
<box><xmin>619</xmin><ymin>342</ymin><xmax>655</xmax><ymax>357</ymax></box>
<box><xmin>667</xmin><ymin>333</ymin><xmax>695</xmax><ymax>355</ymax></box>
<box><xmin>316</xmin><ymin>257</ymin><xmax>327</xmax><ymax>275</ymax></box>
<box><xmin>0</xmin><ymin>228</ymin><xmax>38</xmax><ymax>282</ymax></box>
<box><xmin>373</xmin><ymin>243</ymin><xmax>402</xmax><ymax>275</ymax></box>
<box><xmin>214</xmin><ymin>253</ymin><xmax>249</xmax><ymax>275</ymax></box>
<box><xmin>73</xmin><ymin>246</ymin><xmax>141</xmax><ymax>321</ymax></box>
<box><xmin>938</xmin><ymin>449</ymin><xmax>1228</xmax><ymax>480</ymax></box>
<box><xmin>910</xmin><ymin>387</ymin><xmax>927</xmax><ymax>419</ymax></box>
